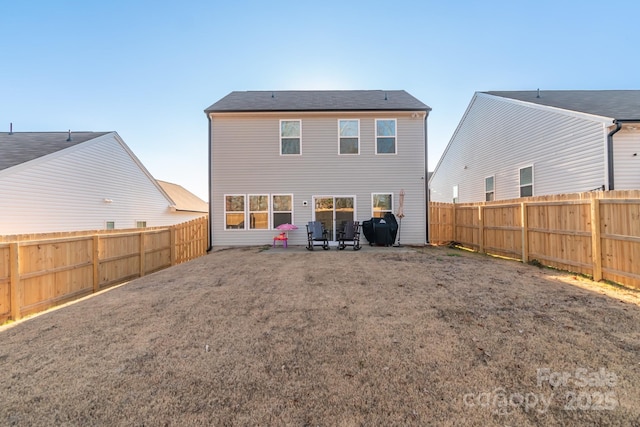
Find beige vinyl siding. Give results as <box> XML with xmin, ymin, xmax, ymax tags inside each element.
<box><xmin>430</xmin><ymin>93</ymin><xmax>608</xmax><ymax>203</ymax></box>
<box><xmin>0</xmin><ymin>133</ymin><xmax>193</xmax><ymax>235</ymax></box>
<box><xmin>210</xmin><ymin>111</ymin><xmax>427</xmax><ymax>246</ymax></box>
<box><xmin>613</xmin><ymin>128</ymin><xmax>640</xmax><ymax>189</ymax></box>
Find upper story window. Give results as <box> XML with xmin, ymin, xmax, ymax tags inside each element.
<box><xmin>249</xmin><ymin>195</ymin><xmax>269</xmax><ymax>229</ymax></box>
<box><xmin>485</xmin><ymin>176</ymin><xmax>495</xmax><ymax>201</ymax></box>
<box><xmin>338</xmin><ymin>119</ymin><xmax>359</xmax><ymax>154</ymax></box>
<box><xmin>225</xmin><ymin>194</ymin><xmax>246</xmax><ymax>229</ymax></box>
<box><xmin>519</xmin><ymin>166</ymin><xmax>533</xmax><ymax>197</ymax></box>
<box><xmin>280</xmin><ymin>120</ymin><xmax>301</xmax><ymax>155</ymax></box>
<box><xmin>375</xmin><ymin>119</ymin><xmax>397</xmax><ymax>154</ymax></box>
<box><xmin>372</xmin><ymin>193</ymin><xmax>393</xmax><ymax>218</ymax></box>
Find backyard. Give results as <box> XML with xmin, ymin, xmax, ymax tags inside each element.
<box><xmin>1</xmin><ymin>245</ymin><xmax>639</xmax><ymax>426</ymax></box>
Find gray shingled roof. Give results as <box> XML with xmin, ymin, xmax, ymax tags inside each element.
<box><xmin>157</xmin><ymin>180</ymin><xmax>208</xmax><ymax>213</ymax></box>
<box><xmin>484</xmin><ymin>90</ymin><xmax>640</xmax><ymax>121</ymax></box>
<box><xmin>0</xmin><ymin>132</ymin><xmax>110</xmax><ymax>171</ymax></box>
<box><xmin>205</xmin><ymin>90</ymin><xmax>431</xmax><ymax>113</ymax></box>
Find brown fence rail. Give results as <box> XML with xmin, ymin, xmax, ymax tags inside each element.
<box><xmin>0</xmin><ymin>216</ymin><xmax>208</xmax><ymax>323</ymax></box>
<box><xmin>429</xmin><ymin>190</ymin><xmax>640</xmax><ymax>290</ymax></box>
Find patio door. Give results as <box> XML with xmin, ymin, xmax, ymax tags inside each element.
<box><xmin>313</xmin><ymin>196</ymin><xmax>355</xmax><ymax>241</ymax></box>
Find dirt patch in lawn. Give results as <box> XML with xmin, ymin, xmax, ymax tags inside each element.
<box><xmin>1</xmin><ymin>245</ymin><xmax>639</xmax><ymax>426</ymax></box>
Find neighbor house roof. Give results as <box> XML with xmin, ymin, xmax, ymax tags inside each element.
<box><xmin>205</xmin><ymin>90</ymin><xmax>431</xmax><ymax>113</ymax></box>
<box><xmin>157</xmin><ymin>180</ymin><xmax>208</xmax><ymax>213</ymax></box>
<box><xmin>484</xmin><ymin>90</ymin><xmax>640</xmax><ymax>121</ymax></box>
<box><xmin>0</xmin><ymin>131</ymin><xmax>110</xmax><ymax>171</ymax></box>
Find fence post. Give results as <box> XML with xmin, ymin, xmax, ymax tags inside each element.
<box><xmin>478</xmin><ymin>205</ymin><xmax>484</xmax><ymax>254</ymax></box>
<box><xmin>139</xmin><ymin>232</ymin><xmax>146</xmax><ymax>277</ymax></box>
<box><xmin>9</xmin><ymin>243</ymin><xmax>21</xmax><ymax>321</ymax></box>
<box><xmin>521</xmin><ymin>202</ymin><xmax>529</xmax><ymax>263</ymax></box>
<box><xmin>452</xmin><ymin>204</ymin><xmax>457</xmax><ymax>243</ymax></box>
<box><xmin>170</xmin><ymin>225</ymin><xmax>177</xmax><ymax>266</ymax></box>
<box><xmin>590</xmin><ymin>195</ymin><xmax>603</xmax><ymax>281</ymax></box>
<box><xmin>93</xmin><ymin>235</ymin><xmax>100</xmax><ymax>293</ymax></box>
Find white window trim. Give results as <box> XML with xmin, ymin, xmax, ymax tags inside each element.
<box><xmin>519</xmin><ymin>165</ymin><xmax>534</xmax><ymax>197</ymax></box>
<box><xmin>453</xmin><ymin>185</ymin><xmax>459</xmax><ymax>204</ymax></box>
<box><xmin>272</xmin><ymin>193</ymin><xmax>294</xmax><ymax>230</ymax></box>
<box><xmin>485</xmin><ymin>175</ymin><xmax>495</xmax><ymax>202</ymax></box>
<box><xmin>279</xmin><ymin>119</ymin><xmax>302</xmax><ymax>156</ymax></box>
<box><xmin>105</xmin><ymin>221</ymin><xmax>115</xmax><ymax>230</ymax></box>
<box><xmin>224</xmin><ymin>194</ymin><xmax>246</xmax><ymax>230</ymax></box>
<box><xmin>248</xmin><ymin>194</ymin><xmax>270</xmax><ymax>230</ymax></box>
<box><xmin>371</xmin><ymin>192</ymin><xmax>394</xmax><ymax>217</ymax></box>
<box><xmin>375</xmin><ymin>118</ymin><xmax>397</xmax><ymax>155</ymax></box>
<box><xmin>135</xmin><ymin>220</ymin><xmax>147</xmax><ymax>228</ymax></box>
<box><xmin>338</xmin><ymin>119</ymin><xmax>360</xmax><ymax>155</ymax></box>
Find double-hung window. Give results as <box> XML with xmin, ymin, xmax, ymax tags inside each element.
<box><xmin>272</xmin><ymin>194</ymin><xmax>293</xmax><ymax>228</ymax></box>
<box><xmin>375</xmin><ymin>119</ymin><xmax>397</xmax><ymax>154</ymax></box>
<box><xmin>280</xmin><ymin>120</ymin><xmax>301</xmax><ymax>155</ymax></box>
<box><xmin>453</xmin><ymin>185</ymin><xmax>459</xmax><ymax>204</ymax></box>
<box><xmin>485</xmin><ymin>176</ymin><xmax>495</xmax><ymax>201</ymax></box>
<box><xmin>372</xmin><ymin>193</ymin><xmax>393</xmax><ymax>218</ymax></box>
<box><xmin>249</xmin><ymin>195</ymin><xmax>269</xmax><ymax>229</ymax></box>
<box><xmin>338</xmin><ymin>119</ymin><xmax>359</xmax><ymax>154</ymax></box>
<box><xmin>519</xmin><ymin>166</ymin><xmax>533</xmax><ymax>197</ymax></box>
<box><xmin>225</xmin><ymin>194</ymin><xmax>246</xmax><ymax>229</ymax></box>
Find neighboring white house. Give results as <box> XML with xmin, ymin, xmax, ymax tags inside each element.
<box><xmin>430</xmin><ymin>90</ymin><xmax>640</xmax><ymax>203</ymax></box>
<box><xmin>205</xmin><ymin>90</ymin><xmax>431</xmax><ymax>246</ymax></box>
<box><xmin>0</xmin><ymin>131</ymin><xmax>203</xmax><ymax>235</ymax></box>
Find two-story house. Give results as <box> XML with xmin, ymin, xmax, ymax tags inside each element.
<box><xmin>205</xmin><ymin>90</ymin><xmax>431</xmax><ymax>247</ymax></box>
<box><xmin>430</xmin><ymin>90</ymin><xmax>640</xmax><ymax>203</ymax></box>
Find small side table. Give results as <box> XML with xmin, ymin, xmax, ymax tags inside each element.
<box><xmin>273</xmin><ymin>233</ymin><xmax>288</xmax><ymax>248</ymax></box>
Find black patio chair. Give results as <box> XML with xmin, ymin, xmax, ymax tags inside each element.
<box><xmin>306</xmin><ymin>221</ymin><xmax>329</xmax><ymax>250</ymax></box>
<box><xmin>337</xmin><ymin>220</ymin><xmax>361</xmax><ymax>250</ymax></box>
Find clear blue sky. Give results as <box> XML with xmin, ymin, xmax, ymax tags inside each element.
<box><xmin>2</xmin><ymin>0</ymin><xmax>638</xmax><ymax>201</ymax></box>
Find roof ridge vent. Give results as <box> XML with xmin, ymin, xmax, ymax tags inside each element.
<box><xmin>66</xmin><ymin>129</ymin><xmax>72</xmax><ymax>142</ymax></box>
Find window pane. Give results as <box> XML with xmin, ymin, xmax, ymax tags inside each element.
<box><xmin>273</xmin><ymin>195</ymin><xmax>292</xmax><ymax>211</ymax></box>
<box><xmin>273</xmin><ymin>212</ymin><xmax>292</xmax><ymax>228</ymax></box>
<box><xmin>340</xmin><ymin>138</ymin><xmax>358</xmax><ymax>154</ymax></box>
<box><xmin>486</xmin><ymin>192</ymin><xmax>494</xmax><ymax>202</ymax></box>
<box><xmin>520</xmin><ymin>185</ymin><xmax>533</xmax><ymax>197</ymax></box>
<box><xmin>249</xmin><ymin>195</ymin><xmax>268</xmax><ymax>211</ymax></box>
<box><xmin>373</xmin><ymin>194</ymin><xmax>392</xmax><ymax>211</ymax></box>
<box><xmin>250</xmin><ymin>212</ymin><xmax>268</xmax><ymax>229</ymax></box>
<box><xmin>520</xmin><ymin>167</ymin><xmax>532</xmax><ymax>185</ymax></box>
<box><xmin>281</xmin><ymin>121</ymin><xmax>300</xmax><ymax>137</ymax></box>
<box><xmin>225</xmin><ymin>195</ymin><xmax>244</xmax><ymax>211</ymax></box>
<box><xmin>339</xmin><ymin>120</ymin><xmax>358</xmax><ymax>137</ymax></box>
<box><xmin>377</xmin><ymin>120</ymin><xmax>395</xmax><ymax>136</ymax></box>
<box><xmin>485</xmin><ymin>176</ymin><xmax>494</xmax><ymax>192</ymax></box>
<box><xmin>226</xmin><ymin>213</ymin><xmax>245</xmax><ymax>229</ymax></box>
<box><xmin>282</xmin><ymin>138</ymin><xmax>300</xmax><ymax>154</ymax></box>
<box><xmin>377</xmin><ymin>137</ymin><xmax>396</xmax><ymax>153</ymax></box>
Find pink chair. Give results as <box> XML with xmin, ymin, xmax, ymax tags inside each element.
<box><xmin>273</xmin><ymin>232</ymin><xmax>288</xmax><ymax>248</ymax></box>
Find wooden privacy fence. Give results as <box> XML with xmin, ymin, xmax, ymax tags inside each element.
<box><xmin>429</xmin><ymin>190</ymin><xmax>640</xmax><ymax>290</ymax></box>
<box><xmin>0</xmin><ymin>216</ymin><xmax>208</xmax><ymax>323</ymax></box>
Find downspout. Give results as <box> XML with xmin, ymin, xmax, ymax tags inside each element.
<box><xmin>606</xmin><ymin>120</ymin><xmax>622</xmax><ymax>191</ymax></box>
<box><xmin>206</xmin><ymin>113</ymin><xmax>214</xmax><ymax>252</ymax></box>
<box><xmin>424</xmin><ymin>110</ymin><xmax>430</xmax><ymax>244</ymax></box>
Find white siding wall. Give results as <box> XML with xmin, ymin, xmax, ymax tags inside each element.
<box><xmin>430</xmin><ymin>93</ymin><xmax>608</xmax><ymax>202</ymax></box>
<box><xmin>613</xmin><ymin>127</ymin><xmax>640</xmax><ymax>189</ymax></box>
<box><xmin>0</xmin><ymin>132</ymin><xmax>191</xmax><ymax>234</ymax></box>
<box><xmin>210</xmin><ymin>111</ymin><xmax>427</xmax><ymax>246</ymax></box>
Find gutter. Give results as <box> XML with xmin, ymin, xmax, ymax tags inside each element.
<box><xmin>206</xmin><ymin>113</ymin><xmax>214</xmax><ymax>252</ymax></box>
